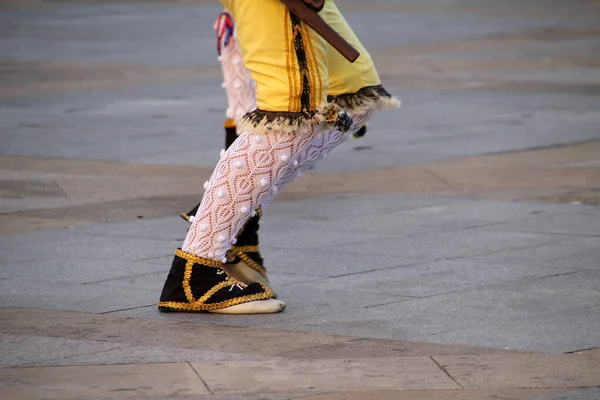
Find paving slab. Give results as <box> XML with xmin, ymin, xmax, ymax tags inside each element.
<box><xmin>297</xmin><ymin>388</ymin><xmax>565</xmax><ymax>400</ymax></box>
<box><xmin>0</xmin><ymin>363</ymin><xmax>210</xmax><ymax>400</ymax></box>
<box><xmin>258</xmin><ymin>247</ymin><xmax>419</xmax><ymax>277</ymax></box>
<box><xmin>469</xmin><ymin>237</ymin><xmax>600</xmax><ymax>271</ymax></box>
<box><xmin>0</xmin><ymin>278</ymin><xmax>158</xmax><ymax>313</ymax></box>
<box><xmin>0</xmin><ymin>332</ymin><xmax>121</xmax><ymax>368</ymax></box>
<box><xmin>0</xmin><ymin>308</ymin><xmax>353</xmax><ymax>357</ymax></box>
<box><xmin>529</xmin><ymin>387</ymin><xmax>600</xmax><ymax>400</ymax></box>
<box><xmin>0</xmin><ymin>256</ymin><xmax>167</xmax><ymax>283</ymax></box>
<box><xmin>0</xmin><ymin>229</ymin><xmax>178</xmax><ymax>263</ymax></box>
<box><xmin>357</xmin><ymin>271</ymin><xmax>600</xmax><ymax>352</ymax></box>
<box><xmin>314</xmin><ymin>200</ymin><xmax>573</xmax><ymax>237</ymax></box>
<box><xmin>191</xmin><ymin>357</ymin><xmax>460</xmax><ymax>395</ymax></box>
<box><xmin>307</xmin><ymin>259</ymin><xmax>579</xmax><ymax>298</ymax></box>
<box><xmin>275</xmin><ymin>337</ymin><xmax>526</xmax><ymax>359</ymax></box>
<box><xmin>321</xmin><ymin>227</ymin><xmax>563</xmax><ymax>261</ymax></box>
<box><xmin>435</xmin><ymin>353</ymin><xmax>600</xmax><ymax>388</ymax></box>
<box><xmin>490</xmin><ymin>208</ymin><xmax>600</xmax><ymax>236</ymax></box>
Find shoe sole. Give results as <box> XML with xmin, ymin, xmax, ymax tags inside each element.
<box><xmin>208</xmin><ymin>298</ymin><xmax>286</xmax><ymax>314</ymax></box>
<box><xmin>158</xmin><ymin>298</ymin><xmax>286</xmax><ymax>314</ymax></box>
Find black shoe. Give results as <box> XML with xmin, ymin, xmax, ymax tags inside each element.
<box><xmin>158</xmin><ymin>249</ymin><xmax>278</xmax><ymax>313</ymax></box>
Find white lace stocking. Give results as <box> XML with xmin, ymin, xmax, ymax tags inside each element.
<box><xmin>216</xmin><ymin>10</ymin><xmax>257</xmax><ymax>124</ymax></box>
<box><xmin>260</xmin><ymin>108</ymin><xmax>376</xmax><ymax>209</ymax></box>
<box><xmin>182</xmin><ymin>125</ymin><xmax>323</xmax><ymax>261</ymax></box>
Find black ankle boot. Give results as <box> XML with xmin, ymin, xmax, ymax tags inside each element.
<box><xmin>158</xmin><ymin>249</ymin><xmax>273</xmax><ymax>312</ymax></box>
<box><xmin>226</xmin><ymin>208</ymin><xmax>266</xmax><ymax>272</ymax></box>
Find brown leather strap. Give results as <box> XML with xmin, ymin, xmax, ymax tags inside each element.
<box><xmin>281</xmin><ymin>0</ymin><xmax>360</xmax><ymax>63</ymax></box>
<box><xmin>302</xmin><ymin>0</ymin><xmax>325</xmax><ymax>11</ymax></box>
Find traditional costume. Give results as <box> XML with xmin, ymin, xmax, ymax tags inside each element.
<box><xmin>159</xmin><ymin>0</ymin><xmax>399</xmax><ymax>314</ymax></box>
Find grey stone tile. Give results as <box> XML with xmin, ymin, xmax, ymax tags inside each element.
<box><xmin>361</xmin><ymin>270</ymin><xmax>600</xmax><ymax>352</ymax></box>
<box><xmin>315</xmin><ymin>89</ymin><xmax>600</xmax><ymax>172</ymax></box>
<box><xmin>192</xmin><ymin>356</ymin><xmax>459</xmax><ymax>394</ymax></box>
<box><xmin>31</xmin><ymin>342</ymin><xmax>273</xmax><ymax>368</ymax></box>
<box><xmin>325</xmin><ymin>228</ymin><xmax>562</xmax><ymax>261</ymax></box>
<box><xmin>0</xmin><ymin>4</ymin><xmax>222</xmax><ymax>66</ymax></box>
<box><xmin>313</xmin><ymin>260</ymin><xmax>579</xmax><ymax>298</ymax></box>
<box><xmin>83</xmin><ymin>270</ymin><xmax>167</xmax><ymax>289</ymax></box>
<box><xmin>262</xmin><ymin>247</ymin><xmax>418</xmax><ymax>277</ymax></box>
<box><xmin>265</xmin><ymin>194</ymin><xmax>453</xmax><ymax>222</ymax></box>
<box><xmin>492</xmin><ymin>212</ymin><xmax>600</xmax><ymax>237</ymax></box>
<box><xmin>0</xmin><ymin>332</ymin><xmax>122</xmax><ymax>368</ymax></box>
<box><xmin>529</xmin><ymin>387</ymin><xmax>600</xmax><ymax>400</ymax></box>
<box><xmin>259</xmin><ymin>226</ymin><xmax>398</xmax><ymax>250</ymax></box>
<box><xmin>0</xmin><ymin>229</ymin><xmax>178</xmax><ymax>264</ymax></box>
<box><xmin>317</xmin><ymin>200</ymin><xmax>575</xmax><ymax>236</ymax></box>
<box><xmin>428</xmin><ymin>307</ymin><xmax>600</xmax><ymax>355</ymax></box>
<box><xmin>0</xmin><ymin>362</ymin><xmax>210</xmax><ymax>399</ymax></box>
<box><xmin>0</xmin><ymin>257</ymin><xmax>169</xmax><ymax>284</ymax></box>
<box><xmin>0</xmin><ymin>278</ymin><xmax>158</xmax><ymax>313</ymax></box>
<box><xmin>470</xmin><ymin>237</ymin><xmax>600</xmax><ymax>271</ymax></box>
<box><xmin>75</xmin><ymin>216</ymin><xmax>188</xmax><ymax>241</ymax></box>
<box><xmin>266</xmin><ymin>272</ymin><xmax>324</xmax><ymax>287</ymax></box>
<box><xmin>0</xmin><ymin>81</ymin><xmax>227</xmax><ymax>167</ymax></box>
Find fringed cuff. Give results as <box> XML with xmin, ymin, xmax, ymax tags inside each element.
<box><xmin>328</xmin><ymin>85</ymin><xmax>401</xmax><ymax>114</ymax></box>
<box><xmin>238</xmin><ymin>103</ymin><xmax>353</xmax><ymax>135</ymax></box>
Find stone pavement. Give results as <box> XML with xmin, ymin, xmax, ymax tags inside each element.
<box><xmin>1</xmin><ymin>0</ymin><xmax>599</xmax><ymax>399</ymax></box>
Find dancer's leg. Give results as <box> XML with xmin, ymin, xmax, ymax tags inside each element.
<box><xmin>159</xmin><ymin>0</ymin><xmax>352</xmax><ymax>313</ymax></box>
<box><xmin>182</xmin><ymin>11</ymin><xmax>275</xmax><ymax>293</ymax></box>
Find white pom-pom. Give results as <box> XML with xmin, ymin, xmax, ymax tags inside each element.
<box><xmin>221</xmin><ymin>257</ymin><xmax>228</xmax><ymax>263</ymax></box>
<box><xmin>188</xmin><ymin>215</ymin><xmax>195</xmax><ymax>223</ymax></box>
<box><xmin>254</xmin><ymin>136</ymin><xmax>263</xmax><ymax>144</ymax></box>
<box><xmin>234</xmin><ymin>82</ymin><xmax>242</xmax><ymax>89</ymax></box>
<box><xmin>233</xmin><ymin>56</ymin><xmax>241</xmax><ymax>65</ymax></box>
<box><xmin>216</xmin><ymin>189</ymin><xmax>225</xmax><ymax>198</ymax></box>
<box><xmin>226</xmin><ymin>108</ymin><xmax>234</xmax><ymax>118</ymax></box>
<box><xmin>218</xmin><ymin>235</ymin><xmax>227</xmax><ymax>243</ymax></box>
<box><xmin>199</xmin><ymin>223</ymin><xmax>209</xmax><ymax>232</ymax></box>
<box><xmin>217</xmin><ymin>55</ymin><xmax>223</xmax><ymax>62</ymax></box>
<box><xmin>231</xmin><ymin>238</ymin><xmax>237</xmax><ymax>244</ymax></box>
<box><xmin>240</xmin><ymin>206</ymin><xmax>249</xmax><ymax>214</ymax></box>
<box><xmin>251</xmin><ymin>211</ymin><xmax>257</xmax><ymax>217</ymax></box>
<box><xmin>259</xmin><ymin>178</ymin><xmax>268</xmax><ymax>187</ymax></box>
<box><xmin>293</xmin><ymin>160</ymin><xmax>299</xmax><ymax>167</ymax></box>
<box><xmin>221</xmin><ymin>81</ymin><xmax>227</xmax><ymax>88</ymax></box>
<box><xmin>280</xmin><ymin>154</ymin><xmax>289</xmax><ymax>162</ymax></box>
<box><xmin>234</xmin><ymin>159</ymin><xmax>245</xmax><ymax>168</ymax></box>
<box><xmin>203</xmin><ymin>181</ymin><xmax>209</xmax><ymax>189</ymax></box>
<box><xmin>272</xmin><ymin>185</ymin><xmax>279</xmax><ymax>194</ymax></box>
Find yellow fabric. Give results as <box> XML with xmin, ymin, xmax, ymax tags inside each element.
<box><xmin>220</xmin><ymin>0</ymin><xmax>380</xmax><ymax>112</ymax></box>
<box><xmin>322</xmin><ymin>0</ymin><xmax>381</xmax><ymax>97</ymax></box>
